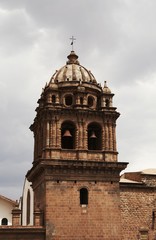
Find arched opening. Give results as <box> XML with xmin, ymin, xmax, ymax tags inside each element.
<box><xmin>52</xmin><ymin>95</ymin><xmax>56</xmax><ymax>104</ymax></box>
<box><xmin>88</xmin><ymin>123</ymin><xmax>102</xmax><ymax>150</ymax></box>
<box><xmin>80</xmin><ymin>188</ymin><xmax>88</xmax><ymax>205</ymax></box>
<box><xmin>64</xmin><ymin>94</ymin><xmax>73</xmax><ymax>106</ymax></box>
<box><xmin>105</xmin><ymin>99</ymin><xmax>110</xmax><ymax>107</ymax></box>
<box><xmin>88</xmin><ymin>96</ymin><xmax>94</xmax><ymax>107</ymax></box>
<box><xmin>80</xmin><ymin>97</ymin><xmax>83</xmax><ymax>105</ymax></box>
<box><xmin>61</xmin><ymin>121</ymin><xmax>75</xmax><ymax>149</ymax></box>
<box><xmin>27</xmin><ymin>190</ymin><xmax>31</xmax><ymax>225</ymax></box>
<box><xmin>1</xmin><ymin>218</ymin><xmax>8</xmax><ymax>225</ymax></box>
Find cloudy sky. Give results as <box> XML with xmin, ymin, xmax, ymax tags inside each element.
<box><xmin>0</xmin><ymin>0</ymin><xmax>156</xmax><ymax>200</ymax></box>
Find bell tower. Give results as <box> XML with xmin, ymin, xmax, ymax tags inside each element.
<box><xmin>27</xmin><ymin>51</ymin><xmax>127</xmax><ymax>240</ymax></box>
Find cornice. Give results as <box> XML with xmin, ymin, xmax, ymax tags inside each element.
<box><xmin>27</xmin><ymin>159</ymin><xmax>128</xmax><ymax>183</ymax></box>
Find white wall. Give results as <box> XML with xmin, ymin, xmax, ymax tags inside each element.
<box><xmin>0</xmin><ymin>198</ymin><xmax>14</xmax><ymax>225</ymax></box>
<box><xmin>21</xmin><ymin>178</ymin><xmax>34</xmax><ymax>226</ymax></box>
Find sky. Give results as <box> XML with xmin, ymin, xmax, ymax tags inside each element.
<box><xmin>0</xmin><ymin>0</ymin><xmax>156</xmax><ymax>200</ymax></box>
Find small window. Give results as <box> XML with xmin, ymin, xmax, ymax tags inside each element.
<box><xmin>80</xmin><ymin>188</ymin><xmax>88</xmax><ymax>205</ymax></box>
<box><xmin>1</xmin><ymin>218</ymin><xmax>8</xmax><ymax>225</ymax></box>
<box><xmin>88</xmin><ymin>96</ymin><xmax>94</xmax><ymax>107</ymax></box>
<box><xmin>65</xmin><ymin>95</ymin><xmax>73</xmax><ymax>106</ymax></box>
<box><xmin>52</xmin><ymin>95</ymin><xmax>56</xmax><ymax>103</ymax></box>
<box><xmin>105</xmin><ymin>99</ymin><xmax>110</xmax><ymax>107</ymax></box>
<box><xmin>80</xmin><ymin>97</ymin><xmax>83</xmax><ymax>105</ymax></box>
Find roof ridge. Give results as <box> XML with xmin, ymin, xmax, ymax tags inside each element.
<box><xmin>0</xmin><ymin>194</ymin><xmax>16</xmax><ymax>204</ymax></box>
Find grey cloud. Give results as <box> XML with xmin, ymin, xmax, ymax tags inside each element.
<box><xmin>0</xmin><ymin>7</ymin><xmax>41</xmax><ymax>55</ymax></box>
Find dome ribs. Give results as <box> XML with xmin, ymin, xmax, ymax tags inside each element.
<box><xmin>79</xmin><ymin>66</ymin><xmax>86</xmax><ymax>82</ymax></box>
<box><xmin>72</xmin><ymin>64</ymin><xmax>77</xmax><ymax>81</ymax></box>
<box><xmin>63</xmin><ymin>65</ymin><xmax>68</xmax><ymax>81</ymax></box>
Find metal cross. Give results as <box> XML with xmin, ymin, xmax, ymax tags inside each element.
<box><xmin>70</xmin><ymin>36</ymin><xmax>76</xmax><ymax>51</ymax></box>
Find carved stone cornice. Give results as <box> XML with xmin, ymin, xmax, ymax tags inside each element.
<box><xmin>27</xmin><ymin>159</ymin><xmax>128</xmax><ymax>183</ymax></box>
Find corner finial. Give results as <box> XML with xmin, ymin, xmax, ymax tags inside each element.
<box><xmin>103</xmin><ymin>81</ymin><xmax>111</xmax><ymax>93</ymax></box>
<box><xmin>104</xmin><ymin>81</ymin><xmax>107</xmax><ymax>87</ymax></box>
<box><xmin>70</xmin><ymin>36</ymin><xmax>76</xmax><ymax>51</ymax></box>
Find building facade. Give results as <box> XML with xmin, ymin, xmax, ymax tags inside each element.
<box><xmin>0</xmin><ymin>50</ymin><xmax>156</xmax><ymax>239</ymax></box>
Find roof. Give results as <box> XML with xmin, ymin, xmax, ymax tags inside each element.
<box><xmin>0</xmin><ymin>194</ymin><xmax>16</xmax><ymax>205</ymax></box>
<box><xmin>141</xmin><ymin>169</ymin><xmax>156</xmax><ymax>175</ymax></box>
<box><xmin>49</xmin><ymin>51</ymin><xmax>97</xmax><ymax>84</ymax></box>
<box><xmin>120</xmin><ymin>178</ymin><xmax>142</xmax><ymax>184</ymax></box>
<box><xmin>120</xmin><ymin>168</ymin><xmax>156</xmax><ymax>186</ymax></box>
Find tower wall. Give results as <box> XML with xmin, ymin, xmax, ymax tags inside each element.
<box><xmin>45</xmin><ymin>181</ymin><xmax>122</xmax><ymax>240</ymax></box>
<box><xmin>27</xmin><ymin>51</ymin><xmax>128</xmax><ymax>239</ymax></box>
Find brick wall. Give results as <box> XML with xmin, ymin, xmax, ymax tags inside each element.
<box><xmin>120</xmin><ymin>185</ymin><xmax>156</xmax><ymax>240</ymax></box>
<box><xmin>45</xmin><ymin>180</ymin><xmax>122</xmax><ymax>240</ymax></box>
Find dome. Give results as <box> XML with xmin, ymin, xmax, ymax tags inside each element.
<box><xmin>49</xmin><ymin>51</ymin><xmax>97</xmax><ymax>84</ymax></box>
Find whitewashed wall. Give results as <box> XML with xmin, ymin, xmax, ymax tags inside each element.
<box><xmin>21</xmin><ymin>178</ymin><xmax>34</xmax><ymax>226</ymax></box>
<box><xmin>0</xmin><ymin>198</ymin><xmax>15</xmax><ymax>225</ymax></box>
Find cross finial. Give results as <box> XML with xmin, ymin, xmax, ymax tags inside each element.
<box><xmin>70</xmin><ymin>36</ymin><xmax>76</xmax><ymax>51</ymax></box>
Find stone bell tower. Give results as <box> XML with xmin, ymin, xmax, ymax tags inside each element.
<box><xmin>27</xmin><ymin>51</ymin><xmax>127</xmax><ymax>240</ymax></box>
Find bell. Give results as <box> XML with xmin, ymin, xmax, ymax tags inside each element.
<box><xmin>90</xmin><ymin>131</ymin><xmax>97</xmax><ymax>139</ymax></box>
<box><xmin>63</xmin><ymin>129</ymin><xmax>72</xmax><ymax>137</ymax></box>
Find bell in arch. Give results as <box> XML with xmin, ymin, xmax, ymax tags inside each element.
<box><xmin>63</xmin><ymin>129</ymin><xmax>72</xmax><ymax>137</ymax></box>
<box><xmin>89</xmin><ymin>131</ymin><xmax>97</xmax><ymax>139</ymax></box>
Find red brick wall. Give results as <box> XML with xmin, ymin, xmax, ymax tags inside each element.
<box><xmin>34</xmin><ymin>181</ymin><xmax>45</xmax><ymax>211</ymax></box>
<box><xmin>120</xmin><ymin>186</ymin><xmax>156</xmax><ymax>240</ymax></box>
<box><xmin>45</xmin><ymin>180</ymin><xmax>122</xmax><ymax>240</ymax></box>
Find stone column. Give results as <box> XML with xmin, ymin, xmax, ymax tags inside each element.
<box><xmin>40</xmin><ymin>124</ymin><xmax>44</xmax><ymax>157</ymax></box>
<box><xmin>83</xmin><ymin>124</ymin><xmax>88</xmax><ymax>150</ymax></box>
<box><xmin>112</xmin><ymin>123</ymin><xmax>117</xmax><ymax>151</ymax></box>
<box><xmin>12</xmin><ymin>201</ymin><xmax>21</xmax><ymax>226</ymax></box>
<box><xmin>47</xmin><ymin>93</ymin><xmax>52</xmax><ymax>104</ymax></box>
<box><xmin>108</xmin><ymin>122</ymin><xmax>113</xmax><ymax>151</ymax></box>
<box><xmin>101</xmin><ymin>96</ymin><xmax>105</xmax><ymax>108</ymax></box>
<box><xmin>76</xmin><ymin>95</ymin><xmax>80</xmax><ymax>105</ymax></box>
<box><xmin>34</xmin><ymin>208</ymin><xmax>43</xmax><ymax>226</ymax></box>
<box><xmin>56</xmin><ymin>119</ymin><xmax>61</xmax><ymax>148</ymax></box>
<box><xmin>75</xmin><ymin>128</ymin><xmax>79</xmax><ymax>149</ymax></box>
<box><xmin>46</xmin><ymin>121</ymin><xmax>50</xmax><ymax>147</ymax></box>
<box><xmin>49</xmin><ymin>121</ymin><xmax>53</xmax><ymax>147</ymax></box>
<box><xmin>78</xmin><ymin>121</ymin><xmax>83</xmax><ymax>149</ymax></box>
<box><xmin>83</xmin><ymin>95</ymin><xmax>87</xmax><ymax>106</ymax></box>
<box><xmin>105</xmin><ymin>123</ymin><xmax>109</xmax><ymax>151</ymax></box>
<box><xmin>56</xmin><ymin>94</ymin><xmax>59</xmax><ymax>104</ymax></box>
<box><xmin>43</xmin><ymin>120</ymin><xmax>47</xmax><ymax>149</ymax></box>
<box><xmin>51</xmin><ymin>119</ymin><xmax>56</xmax><ymax>148</ymax></box>
<box><xmin>102</xmin><ymin>126</ymin><xmax>105</xmax><ymax>150</ymax></box>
